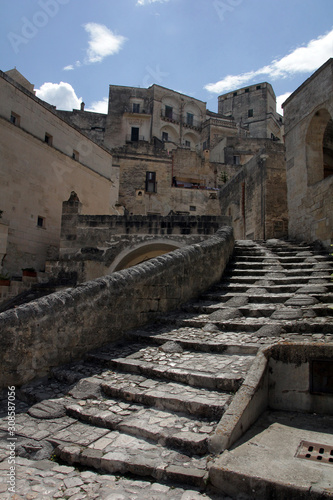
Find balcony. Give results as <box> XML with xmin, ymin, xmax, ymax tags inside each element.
<box><xmin>126</xmin><ymin>134</ymin><xmax>146</xmax><ymax>142</ymax></box>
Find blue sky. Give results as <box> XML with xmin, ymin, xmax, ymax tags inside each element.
<box><xmin>1</xmin><ymin>0</ymin><xmax>333</xmax><ymax>114</ymax></box>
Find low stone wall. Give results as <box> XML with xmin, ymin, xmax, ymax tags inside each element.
<box><xmin>0</xmin><ymin>226</ymin><xmax>234</xmax><ymax>389</ymax></box>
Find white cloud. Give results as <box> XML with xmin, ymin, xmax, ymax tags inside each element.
<box><xmin>137</xmin><ymin>0</ymin><xmax>169</xmax><ymax>5</ymax></box>
<box><xmin>83</xmin><ymin>23</ymin><xmax>127</xmax><ymax>63</ymax></box>
<box><xmin>63</xmin><ymin>65</ymin><xmax>74</xmax><ymax>71</ymax></box>
<box><xmin>86</xmin><ymin>97</ymin><xmax>109</xmax><ymax>114</ymax></box>
<box><xmin>205</xmin><ymin>29</ymin><xmax>333</xmax><ymax>94</ymax></box>
<box><xmin>35</xmin><ymin>82</ymin><xmax>82</xmax><ymax>111</ymax></box>
<box><xmin>276</xmin><ymin>92</ymin><xmax>292</xmax><ymax>115</ymax></box>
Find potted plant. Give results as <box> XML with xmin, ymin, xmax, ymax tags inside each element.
<box><xmin>0</xmin><ymin>272</ymin><xmax>10</xmax><ymax>286</ymax></box>
<box><xmin>22</xmin><ymin>267</ymin><xmax>37</xmax><ymax>278</ymax></box>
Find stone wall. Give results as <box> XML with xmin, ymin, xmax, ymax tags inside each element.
<box><xmin>54</xmin><ymin>203</ymin><xmax>230</xmax><ymax>282</ymax></box>
<box><xmin>0</xmin><ymin>226</ymin><xmax>234</xmax><ymax>389</ymax></box>
<box><xmin>283</xmin><ymin>59</ymin><xmax>333</xmax><ymax>248</ymax></box>
<box><xmin>219</xmin><ymin>141</ymin><xmax>287</xmax><ymax>240</ymax></box>
<box><xmin>0</xmin><ymin>71</ymin><xmax>119</xmax><ymax>276</ymax></box>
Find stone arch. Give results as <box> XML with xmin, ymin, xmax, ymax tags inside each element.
<box><xmin>306</xmin><ymin>108</ymin><xmax>333</xmax><ymax>185</ymax></box>
<box><xmin>109</xmin><ymin>240</ymin><xmax>183</xmax><ymax>272</ymax></box>
<box><xmin>183</xmin><ymin>100</ymin><xmax>204</xmax><ymax>122</ymax></box>
<box><xmin>183</xmin><ymin>131</ymin><xmax>200</xmax><ymax>149</ymax></box>
<box><xmin>160</xmin><ymin>124</ymin><xmax>178</xmax><ymax>143</ymax></box>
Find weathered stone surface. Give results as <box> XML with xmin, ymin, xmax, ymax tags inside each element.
<box><xmin>28</xmin><ymin>400</ymin><xmax>66</xmax><ymax>419</ymax></box>
<box><xmin>159</xmin><ymin>341</ymin><xmax>184</xmax><ymax>353</ymax></box>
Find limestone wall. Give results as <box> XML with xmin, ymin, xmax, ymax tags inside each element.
<box><xmin>219</xmin><ymin>142</ymin><xmax>287</xmax><ymax>240</ymax></box>
<box><xmin>0</xmin><ymin>71</ymin><xmax>119</xmax><ymax>275</ymax></box>
<box><xmin>0</xmin><ymin>226</ymin><xmax>234</xmax><ymax>389</ymax></box>
<box><xmin>283</xmin><ymin>59</ymin><xmax>333</xmax><ymax>248</ymax></box>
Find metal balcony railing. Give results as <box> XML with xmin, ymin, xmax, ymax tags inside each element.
<box><xmin>126</xmin><ymin>135</ymin><xmax>146</xmax><ymax>142</ymax></box>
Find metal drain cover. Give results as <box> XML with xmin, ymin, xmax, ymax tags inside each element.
<box><xmin>296</xmin><ymin>440</ymin><xmax>333</xmax><ymax>465</ymax></box>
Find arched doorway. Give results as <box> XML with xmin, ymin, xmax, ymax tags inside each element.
<box><xmin>306</xmin><ymin>108</ymin><xmax>333</xmax><ymax>185</ymax></box>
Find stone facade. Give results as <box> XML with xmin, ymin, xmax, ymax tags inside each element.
<box><xmin>283</xmin><ymin>59</ymin><xmax>333</xmax><ymax>249</ymax></box>
<box><xmin>218</xmin><ymin>82</ymin><xmax>284</xmax><ymax>141</ymax></box>
<box><xmin>0</xmin><ymin>70</ymin><xmax>119</xmax><ymax>276</ymax></box>
<box><xmin>49</xmin><ymin>196</ymin><xmax>230</xmax><ymax>282</ymax></box>
<box><xmin>219</xmin><ymin>141</ymin><xmax>288</xmax><ymax>240</ymax></box>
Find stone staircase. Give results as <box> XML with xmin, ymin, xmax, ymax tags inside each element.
<box><xmin>2</xmin><ymin>238</ymin><xmax>333</xmax><ymax>494</ymax></box>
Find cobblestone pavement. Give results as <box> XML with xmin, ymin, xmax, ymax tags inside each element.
<box><xmin>0</xmin><ymin>239</ymin><xmax>332</xmax><ymax>499</ymax></box>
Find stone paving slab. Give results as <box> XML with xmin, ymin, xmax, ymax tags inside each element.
<box><xmin>0</xmin><ymin>457</ymin><xmax>226</xmax><ymax>499</ymax></box>
<box><xmin>65</xmin><ymin>400</ymin><xmax>217</xmax><ymax>455</ymax></box>
<box><xmin>100</xmin><ymin>373</ymin><xmax>232</xmax><ymax>419</ymax></box>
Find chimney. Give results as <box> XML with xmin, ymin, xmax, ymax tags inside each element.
<box><xmin>80</xmin><ymin>102</ymin><xmax>85</xmax><ymax>111</ymax></box>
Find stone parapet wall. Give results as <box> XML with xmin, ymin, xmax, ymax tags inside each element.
<box><xmin>0</xmin><ymin>226</ymin><xmax>234</xmax><ymax>389</ymax></box>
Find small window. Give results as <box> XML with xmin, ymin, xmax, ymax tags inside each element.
<box><xmin>145</xmin><ymin>171</ymin><xmax>157</xmax><ymax>193</ymax></box>
<box><xmin>45</xmin><ymin>133</ymin><xmax>53</xmax><ymax>145</ymax></box>
<box><xmin>190</xmin><ymin>206</ymin><xmax>196</xmax><ymax>211</ymax></box>
<box><xmin>185</xmin><ymin>140</ymin><xmax>191</xmax><ymax>148</ymax></box>
<box><xmin>165</xmin><ymin>105</ymin><xmax>173</xmax><ymax>119</ymax></box>
<box><xmin>37</xmin><ymin>216</ymin><xmax>45</xmax><ymax>228</ymax></box>
<box><xmin>233</xmin><ymin>155</ymin><xmax>240</xmax><ymax>165</ymax></box>
<box><xmin>72</xmin><ymin>150</ymin><xmax>79</xmax><ymax>161</ymax></box>
<box><xmin>203</xmin><ymin>141</ymin><xmax>207</xmax><ymax>150</ymax></box>
<box><xmin>233</xmin><ymin>92</ymin><xmax>237</xmax><ymax>97</ymax></box>
<box><xmin>245</xmin><ymin>88</ymin><xmax>250</xmax><ymax>93</ymax></box>
<box><xmin>248</xmin><ymin>109</ymin><xmax>253</xmax><ymax>118</ymax></box>
<box><xmin>131</xmin><ymin>127</ymin><xmax>139</xmax><ymax>141</ymax></box>
<box><xmin>186</xmin><ymin>113</ymin><xmax>194</xmax><ymax>126</ymax></box>
<box><xmin>256</xmin><ymin>85</ymin><xmax>261</xmax><ymax>90</ymax></box>
<box><xmin>10</xmin><ymin>112</ymin><xmax>20</xmax><ymax>126</ymax></box>
<box><xmin>132</xmin><ymin>103</ymin><xmax>140</xmax><ymax>113</ymax></box>
<box><xmin>162</xmin><ymin>131</ymin><xmax>168</xmax><ymax>142</ymax></box>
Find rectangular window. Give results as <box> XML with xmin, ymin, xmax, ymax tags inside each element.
<box><xmin>186</xmin><ymin>113</ymin><xmax>194</xmax><ymax>126</ymax></box>
<box><xmin>145</xmin><ymin>171</ymin><xmax>156</xmax><ymax>193</ymax></box>
<box><xmin>131</xmin><ymin>127</ymin><xmax>139</xmax><ymax>141</ymax></box>
<box><xmin>72</xmin><ymin>150</ymin><xmax>79</xmax><ymax>161</ymax></box>
<box><xmin>233</xmin><ymin>92</ymin><xmax>237</xmax><ymax>97</ymax></box>
<box><xmin>248</xmin><ymin>109</ymin><xmax>254</xmax><ymax>118</ymax></box>
<box><xmin>203</xmin><ymin>141</ymin><xmax>207</xmax><ymax>150</ymax></box>
<box><xmin>233</xmin><ymin>155</ymin><xmax>240</xmax><ymax>165</ymax></box>
<box><xmin>37</xmin><ymin>216</ymin><xmax>45</xmax><ymax>228</ymax></box>
<box><xmin>165</xmin><ymin>105</ymin><xmax>173</xmax><ymax>119</ymax></box>
<box><xmin>45</xmin><ymin>133</ymin><xmax>53</xmax><ymax>145</ymax></box>
<box><xmin>245</xmin><ymin>88</ymin><xmax>249</xmax><ymax>93</ymax></box>
<box><xmin>185</xmin><ymin>140</ymin><xmax>191</xmax><ymax>148</ymax></box>
<box><xmin>190</xmin><ymin>206</ymin><xmax>196</xmax><ymax>211</ymax></box>
<box><xmin>10</xmin><ymin>112</ymin><xmax>20</xmax><ymax>126</ymax></box>
<box><xmin>256</xmin><ymin>85</ymin><xmax>261</xmax><ymax>90</ymax></box>
<box><xmin>162</xmin><ymin>131</ymin><xmax>168</xmax><ymax>142</ymax></box>
<box><xmin>132</xmin><ymin>103</ymin><xmax>140</xmax><ymax>113</ymax></box>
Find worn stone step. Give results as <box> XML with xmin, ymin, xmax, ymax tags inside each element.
<box><xmin>212</xmin><ymin>283</ymin><xmax>333</xmax><ymax>294</ymax></box>
<box><xmin>185</xmin><ymin>303</ymin><xmax>333</xmax><ymax>318</ymax></box>
<box><xmin>106</xmin><ymin>349</ymin><xmax>251</xmax><ymax>392</ymax></box>
<box><xmin>179</xmin><ymin>317</ymin><xmax>333</xmax><ymax>334</ymax></box>
<box><xmin>55</xmin><ymin>432</ymin><xmax>209</xmax><ymax>487</ymax></box>
<box><xmin>100</xmin><ymin>372</ymin><xmax>232</xmax><ymax>419</ymax></box>
<box><xmin>65</xmin><ymin>400</ymin><xmax>216</xmax><ymax>455</ymax></box>
<box><xmin>202</xmin><ymin>291</ymin><xmax>333</xmax><ymax>304</ymax></box>
<box><xmin>126</xmin><ymin>328</ymin><xmax>261</xmax><ymax>355</ymax></box>
<box><xmin>222</xmin><ymin>275</ymin><xmax>331</xmax><ymax>285</ymax></box>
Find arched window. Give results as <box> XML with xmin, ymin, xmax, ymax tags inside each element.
<box><xmin>306</xmin><ymin>109</ymin><xmax>333</xmax><ymax>185</ymax></box>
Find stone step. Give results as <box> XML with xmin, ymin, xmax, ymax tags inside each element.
<box><xmin>126</xmin><ymin>328</ymin><xmax>261</xmax><ymax>355</ymax></box>
<box><xmin>54</xmin><ymin>430</ymin><xmax>209</xmax><ymax>487</ymax></box>
<box><xmin>224</xmin><ymin>268</ymin><xmax>331</xmax><ymax>277</ymax></box>
<box><xmin>65</xmin><ymin>400</ymin><xmax>217</xmax><ymax>455</ymax></box>
<box><xmin>212</xmin><ymin>283</ymin><xmax>333</xmax><ymax>294</ymax></box>
<box><xmin>184</xmin><ymin>303</ymin><xmax>333</xmax><ymax>318</ymax></box>
<box><xmin>231</xmin><ymin>261</ymin><xmax>330</xmax><ymax>270</ymax></box>
<box><xmin>88</xmin><ymin>343</ymin><xmax>253</xmax><ymax>391</ymax></box>
<box><xmin>100</xmin><ymin>372</ymin><xmax>232</xmax><ymax>419</ymax></box>
<box><xmin>201</xmin><ymin>292</ymin><xmax>333</xmax><ymax>304</ymax></box>
<box><xmin>179</xmin><ymin>317</ymin><xmax>333</xmax><ymax>334</ymax></box>
<box><xmin>232</xmin><ymin>255</ymin><xmax>329</xmax><ymax>263</ymax></box>
<box><xmin>219</xmin><ymin>276</ymin><xmax>332</xmax><ymax>286</ymax></box>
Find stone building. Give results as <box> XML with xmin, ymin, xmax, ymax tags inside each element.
<box><xmin>0</xmin><ymin>69</ymin><xmax>119</xmax><ymax>277</ymax></box>
<box><xmin>218</xmin><ymin>82</ymin><xmax>284</xmax><ymax>141</ymax></box>
<box><xmin>283</xmin><ymin>58</ymin><xmax>333</xmax><ymax>249</ymax></box>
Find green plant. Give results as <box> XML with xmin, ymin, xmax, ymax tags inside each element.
<box><xmin>220</xmin><ymin>171</ymin><xmax>228</xmax><ymax>183</ymax></box>
<box><xmin>0</xmin><ymin>272</ymin><xmax>10</xmax><ymax>280</ymax></box>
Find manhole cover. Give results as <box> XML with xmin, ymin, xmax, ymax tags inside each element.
<box><xmin>296</xmin><ymin>441</ymin><xmax>333</xmax><ymax>465</ymax></box>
